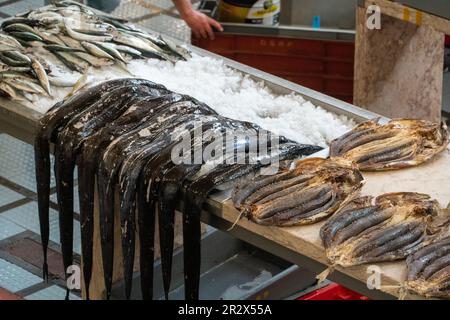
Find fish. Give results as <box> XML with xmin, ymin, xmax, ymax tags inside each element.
<box><xmin>330</xmin><ymin>119</ymin><xmax>449</xmax><ymax>171</ymax></box>
<box><xmin>180</xmin><ymin>142</ymin><xmax>322</xmax><ymax>300</ymax></box>
<box><xmin>34</xmin><ymin>78</ymin><xmax>156</xmax><ymax>282</ymax></box>
<box><xmin>3</xmin><ymin>77</ymin><xmax>46</xmax><ymax>95</ymax></box>
<box><xmin>0</xmin><ymin>52</ymin><xmax>30</xmax><ymax>67</ymax></box>
<box><xmin>92</xmin><ymin>42</ymin><xmax>126</xmax><ymax>63</ymax></box>
<box><xmin>320</xmin><ymin>192</ymin><xmax>441</xmax><ymax>268</ymax></box>
<box><xmin>64</xmin><ymin>23</ymin><xmax>113</xmax><ymax>42</ymax></box>
<box><xmin>0</xmin><ymin>81</ymin><xmax>21</xmax><ymax>100</ymax></box>
<box><xmin>53</xmin><ymin>82</ymin><xmax>162</xmax><ymax>299</ymax></box>
<box><xmin>405</xmin><ymin>236</ymin><xmax>450</xmax><ymax>298</ymax></box>
<box><xmin>30</xmin><ymin>58</ymin><xmax>51</xmax><ymax>95</ymax></box>
<box><xmin>34</xmin><ymin>76</ymin><xmax>324</xmax><ymax>301</ymax></box>
<box><xmin>81</xmin><ymin>41</ymin><xmax>115</xmax><ymax>60</ymax></box>
<box><xmin>8</xmin><ymin>31</ymin><xmax>43</xmax><ymax>42</ymax></box>
<box><xmin>233</xmin><ymin>157</ymin><xmax>363</xmax><ymax>226</ymax></box>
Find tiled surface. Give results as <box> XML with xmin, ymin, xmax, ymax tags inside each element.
<box><xmin>0</xmin><ymin>216</ymin><xmax>26</xmax><ymax>241</ymax></box>
<box><xmin>0</xmin><ymin>185</ymin><xmax>24</xmax><ymax>207</ymax></box>
<box><xmin>0</xmin><ymin>258</ymin><xmax>42</xmax><ymax>293</ymax></box>
<box><xmin>1</xmin><ymin>202</ymin><xmax>81</xmax><ymax>255</ymax></box>
<box><xmin>25</xmin><ymin>285</ymin><xmax>80</xmax><ymax>300</ymax></box>
<box><xmin>0</xmin><ymin>134</ymin><xmax>55</xmax><ymax>192</ymax></box>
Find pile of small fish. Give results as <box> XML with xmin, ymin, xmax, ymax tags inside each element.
<box><xmin>330</xmin><ymin>119</ymin><xmax>449</xmax><ymax>170</ymax></box>
<box><xmin>34</xmin><ymin>78</ymin><xmax>322</xmax><ymax>300</ymax></box>
<box><xmin>320</xmin><ymin>193</ymin><xmax>444</xmax><ymax>268</ymax></box>
<box><xmin>232</xmin><ymin>158</ymin><xmax>364</xmax><ymax>226</ymax></box>
<box><xmin>0</xmin><ymin>0</ymin><xmax>188</xmax><ymax>101</ymax></box>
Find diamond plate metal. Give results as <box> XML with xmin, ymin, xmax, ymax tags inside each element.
<box><xmin>50</xmin><ymin>186</ymin><xmax>80</xmax><ymax>214</ymax></box>
<box><xmin>25</xmin><ymin>285</ymin><xmax>80</xmax><ymax>300</ymax></box>
<box><xmin>0</xmin><ymin>258</ymin><xmax>42</xmax><ymax>293</ymax></box>
<box><xmin>139</xmin><ymin>14</ymin><xmax>190</xmax><ymax>42</ymax></box>
<box><xmin>0</xmin><ymin>134</ymin><xmax>56</xmax><ymax>192</ymax></box>
<box><xmin>0</xmin><ymin>0</ymin><xmax>45</xmax><ymax>16</ymax></box>
<box><xmin>0</xmin><ymin>216</ymin><xmax>26</xmax><ymax>241</ymax></box>
<box><xmin>1</xmin><ymin>202</ymin><xmax>81</xmax><ymax>255</ymax></box>
<box><xmin>112</xmin><ymin>0</ymin><xmax>157</xmax><ymax>20</ymax></box>
<box><xmin>0</xmin><ymin>185</ymin><xmax>24</xmax><ymax>207</ymax></box>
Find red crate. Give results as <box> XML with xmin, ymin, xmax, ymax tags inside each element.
<box><xmin>192</xmin><ymin>33</ymin><xmax>355</xmax><ymax>103</ymax></box>
<box><xmin>297</xmin><ymin>284</ymin><xmax>369</xmax><ymax>300</ymax></box>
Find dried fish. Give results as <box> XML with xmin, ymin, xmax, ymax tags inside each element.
<box><xmin>233</xmin><ymin>158</ymin><xmax>363</xmax><ymax>226</ymax></box>
<box><xmin>330</xmin><ymin>119</ymin><xmax>449</xmax><ymax>170</ymax></box>
<box><xmin>321</xmin><ymin>192</ymin><xmax>441</xmax><ymax>267</ymax></box>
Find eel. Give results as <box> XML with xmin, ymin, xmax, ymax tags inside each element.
<box><xmin>35</xmin><ymin>78</ymin><xmax>159</xmax><ymax>281</ymax></box>
<box><xmin>76</xmin><ymin>92</ymin><xmax>180</xmax><ymax>298</ymax></box>
<box><xmin>53</xmin><ymin>82</ymin><xmax>163</xmax><ymax>299</ymax></box>
<box><xmin>98</xmin><ymin>103</ymin><xmax>218</xmax><ymax>299</ymax></box>
<box><xmin>182</xmin><ymin>142</ymin><xmax>321</xmax><ymax>300</ymax></box>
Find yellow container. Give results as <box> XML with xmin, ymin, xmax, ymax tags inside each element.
<box><xmin>218</xmin><ymin>0</ymin><xmax>281</xmax><ymax>25</ymax></box>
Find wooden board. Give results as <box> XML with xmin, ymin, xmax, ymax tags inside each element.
<box><xmin>354</xmin><ymin>4</ymin><xmax>445</xmax><ymax>122</ymax></box>
<box><xmin>207</xmin><ymin>148</ymin><xmax>450</xmax><ymax>300</ymax></box>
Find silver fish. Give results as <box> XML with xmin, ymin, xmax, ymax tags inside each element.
<box><xmin>31</xmin><ymin>58</ymin><xmax>51</xmax><ymax>96</ymax></box>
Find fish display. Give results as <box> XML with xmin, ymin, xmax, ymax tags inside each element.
<box><xmin>406</xmin><ymin>235</ymin><xmax>450</xmax><ymax>298</ymax></box>
<box><xmin>232</xmin><ymin>158</ymin><xmax>364</xmax><ymax>226</ymax></box>
<box><xmin>0</xmin><ymin>0</ymin><xmax>188</xmax><ymax>101</ymax></box>
<box><xmin>35</xmin><ymin>78</ymin><xmax>322</xmax><ymax>300</ymax></box>
<box><xmin>320</xmin><ymin>192</ymin><xmax>442</xmax><ymax>267</ymax></box>
<box><xmin>329</xmin><ymin>119</ymin><xmax>449</xmax><ymax>170</ymax></box>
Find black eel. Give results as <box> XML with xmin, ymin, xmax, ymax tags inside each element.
<box><xmin>181</xmin><ymin>142</ymin><xmax>321</xmax><ymax>300</ymax></box>
<box><xmin>75</xmin><ymin>91</ymin><xmax>180</xmax><ymax>298</ymax></box>
<box><xmin>35</xmin><ymin>78</ymin><xmax>323</xmax><ymax>301</ymax></box>
<box><xmin>35</xmin><ymin>78</ymin><xmax>159</xmax><ymax>281</ymax></box>
<box><xmin>115</xmin><ymin>112</ymin><xmax>219</xmax><ymax>299</ymax></box>
<box><xmin>54</xmin><ymin>81</ymin><xmax>163</xmax><ymax>299</ymax></box>
<box><xmin>98</xmin><ymin>101</ymin><xmax>217</xmax><ymax>299</ymax></box>
<box><xmin>77</xmin><ymin>93</ymin><xmax>188</xmax><ymax>298</ymax></box>
<box><xmin>138</xmin><ymin>116</ymin><xmax>272</xmax><ymax>299</ymax></box>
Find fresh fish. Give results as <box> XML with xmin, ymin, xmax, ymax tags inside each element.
<box><xmin>81</xmin><ymin>41</ymin><xmax>114</xmax><ymax>60</ymax></box>
<box><xmin>93</xmin><ymin>42</ymin><xmax>126</xmax><ymax>63</ymax></box>
<box><xmin>31</xmin><ymin>58</ymin><xmax>51</xmax><ymax>95</ymax></box>
<box><xmin>65</xmin><ymin>23</ymin><xmax>112</xmax><ymax>42</ymax></box>
<box><xmin>8</xmin><ymin>31</ymin><xmax>43</xmax><ymax>42</ymax></box>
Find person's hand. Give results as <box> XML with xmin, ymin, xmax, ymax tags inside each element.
<box><xmin>182</xmin><ymin>10</ymin><xmax>223</xmax><ymax>40</ymax></box>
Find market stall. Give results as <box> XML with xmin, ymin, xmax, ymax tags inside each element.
<box><xmin>0</xmin><ymin>1</ymin><xmax>449</xmax><ymax>301</ymax></box>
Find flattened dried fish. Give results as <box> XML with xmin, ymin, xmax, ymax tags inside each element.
<box><xmin>321</xmin><ymin>192</ymin><xmax>441</xmax><ymax>267</ymax></box>
<box><xmin>330</xmin><ymin>119</ymin><xmax>449</xmax><ymax>171</ymax></box>
<box><xmin>233</xmin><ymin>158</ymin><xmax>363</xmax><ymax>226</ymax></box>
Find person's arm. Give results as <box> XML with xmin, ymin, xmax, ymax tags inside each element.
<box><xmin>172</xmin><ymin>0</ymin><xmax>223</xmax><ymax>40</ymax></box>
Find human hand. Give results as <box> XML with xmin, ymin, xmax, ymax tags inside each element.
<box><xmin>182</xmin><ymin>10</ymin><xmax>223</xmax><ymax>40</ymax></box>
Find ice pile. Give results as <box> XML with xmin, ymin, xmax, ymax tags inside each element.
<box><xmin>32</xmin><ymin>54</ymin><xmax>354</xmax><ymax>147</ymax></box>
